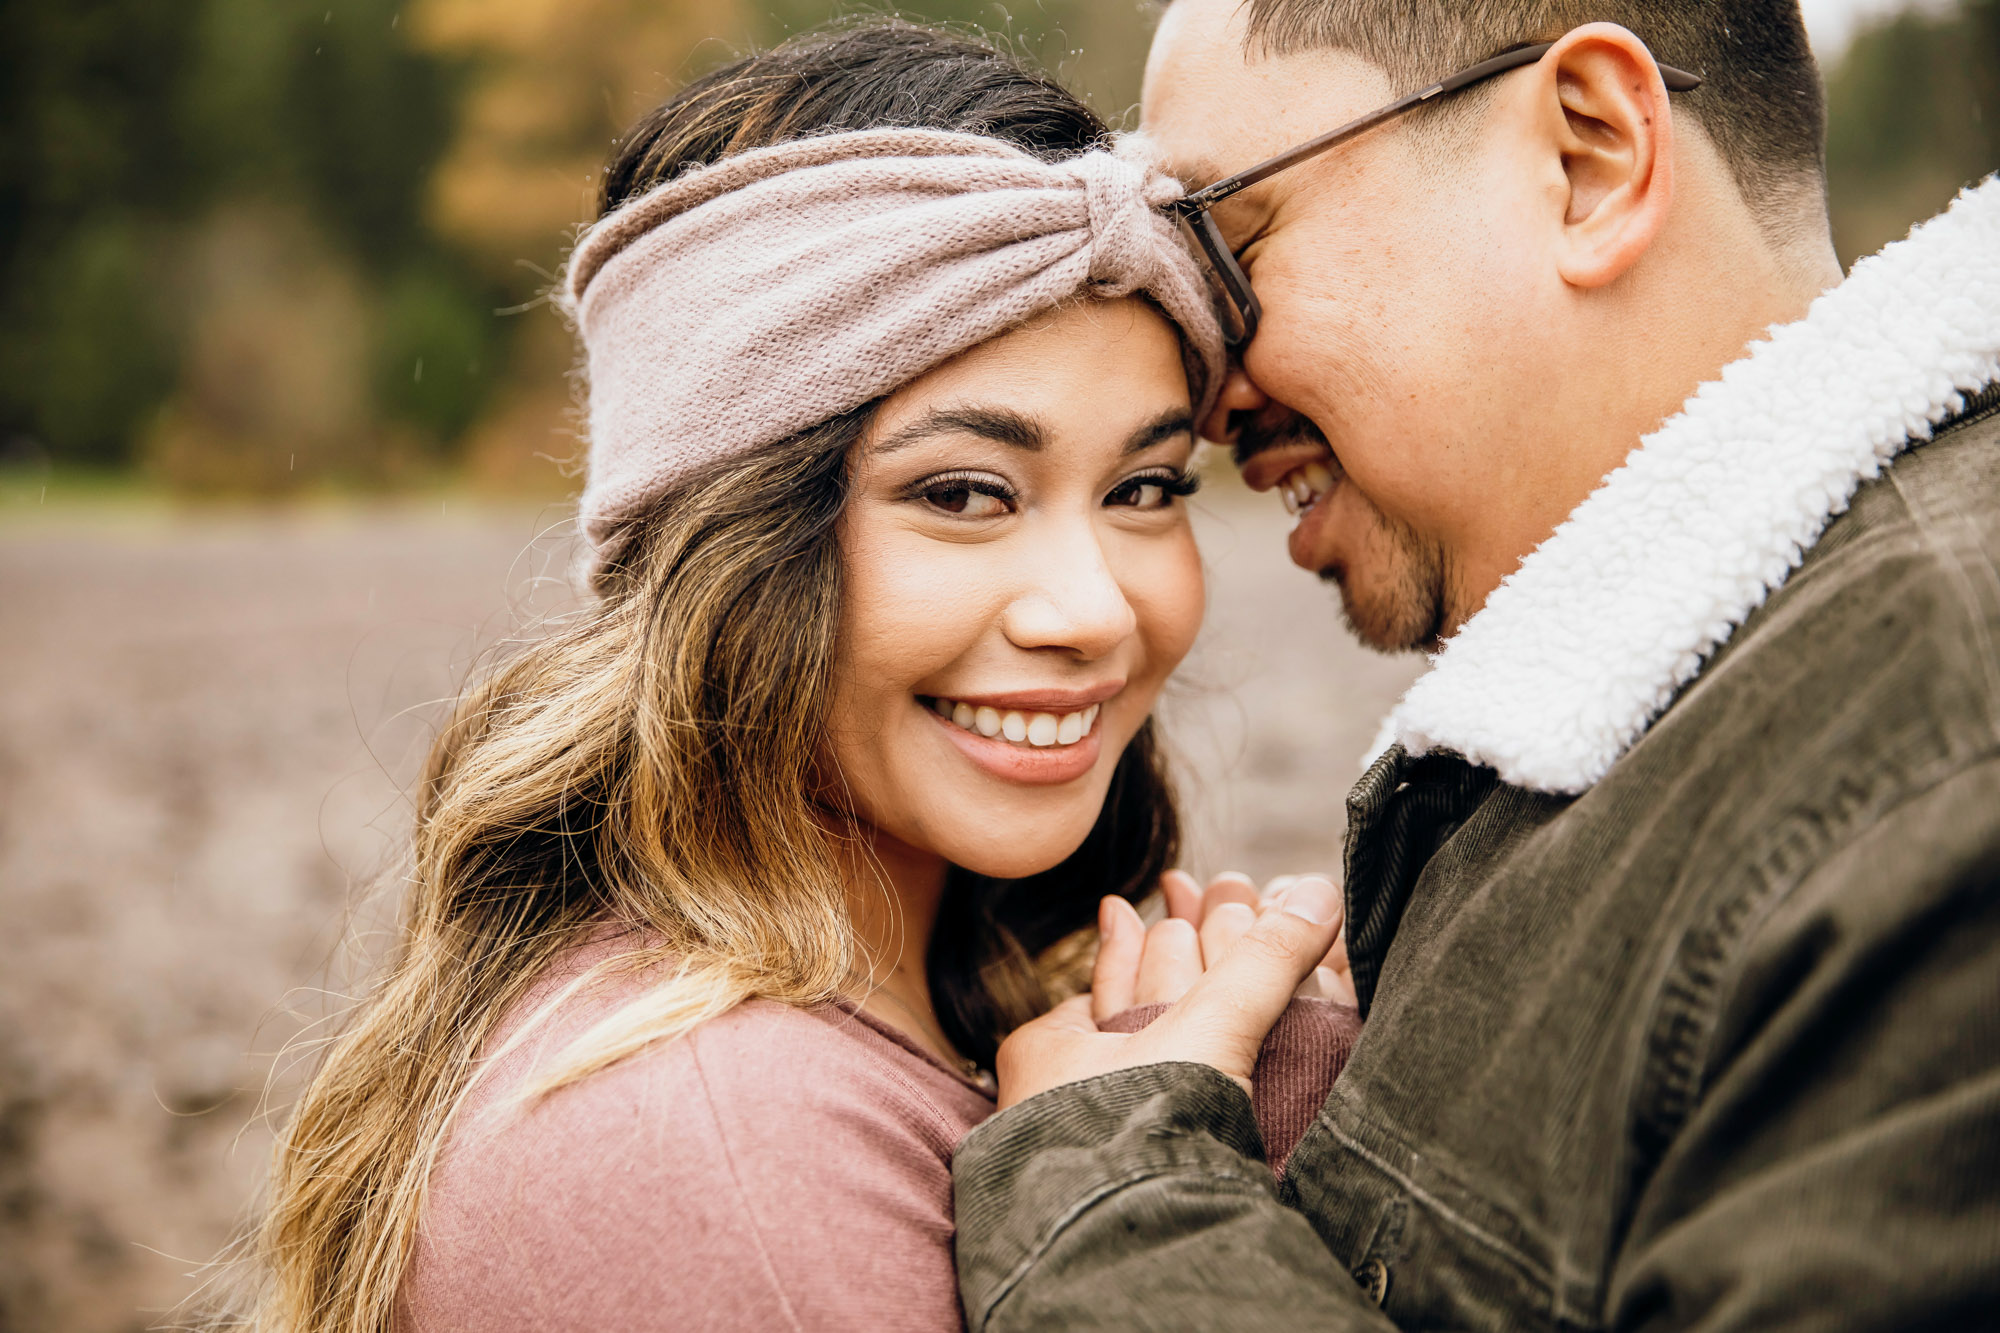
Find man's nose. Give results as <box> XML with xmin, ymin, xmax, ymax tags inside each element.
<box><xmin>1199</xmin><ymin>364</ymin><xmax>1270</xmax><ymax>446</ymax></box>
<box><xmin>1001</xmin><ymin>532</ymin><xmax>1138</xmax><ymax>660</ymax></box>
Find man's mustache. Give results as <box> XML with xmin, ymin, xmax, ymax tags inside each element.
<box><xmin>1232</xmin><ymin>412</ymin><xmax>1332</xmax><ymax>467</ymax></box>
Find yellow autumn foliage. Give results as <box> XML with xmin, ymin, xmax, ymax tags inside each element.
<box><xmin>409</xmin><ymin>0</ymin><xmax>754</xmax><ymax>277</ymax></box>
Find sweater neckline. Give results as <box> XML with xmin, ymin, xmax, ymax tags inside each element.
<box><xmin>832</xmin><ymin>998</ymin><xmax>999</xmax><ymax>1100</ymax></box>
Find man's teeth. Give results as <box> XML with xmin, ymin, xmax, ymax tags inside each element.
<box><xmin>1278</xmin><ymin>460</ymin><xmax>1339</xmax><ymax>516</ymax></box>
<box><xmin>929</xmin><ymin>697</ymin><xmax>1100</xmax><ymax>748</ymax></box>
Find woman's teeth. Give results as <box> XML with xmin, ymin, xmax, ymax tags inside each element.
<box><xmin>929</xmin><ymin>697</ymin><xmax>1099</xmax><ymax>748</ymax></box>
<box><xmin>1278</xmin><ymin>459</ymin><xmax>1339</xmax><ymax>517</ymax></box>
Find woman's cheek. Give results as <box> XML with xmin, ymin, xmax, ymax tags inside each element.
<box><xmin>865</xmin><ymin>545</ymin><xmax>1001</xmax><ymax>664</ymax></box>
<box><xmin>840</xmin><ymin>527</ymin><xmax>1014</xmax><ymax>735</ymax></box>
<box><xmin>1125</xmin><ymin>524</ymin><xmax>1205</xmax><ymax>683</ymax></box>
<box><xmin>841</xmin><ymin>525</ymin><xmax>945</xmax><ymax>668</ymax></box>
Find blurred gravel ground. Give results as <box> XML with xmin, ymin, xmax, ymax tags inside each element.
<box><xmin>0</xmin><ymin>479</ymin><xmax>1419</xmax><ymax>1331</ymax></box>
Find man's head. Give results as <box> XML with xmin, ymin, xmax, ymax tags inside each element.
<box><xmin>1144</xmin><ymin>0</ymin><xmax>1844</xmax><ymax>650</ymax></box>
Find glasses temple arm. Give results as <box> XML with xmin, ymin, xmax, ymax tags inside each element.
<box><xmin>1181</xmin><ymin>43</ymin><xmax>1702</xmax><ymax>212</ymax></box>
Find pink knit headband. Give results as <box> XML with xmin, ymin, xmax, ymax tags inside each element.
<box><xmin>561</xmin><ymin>128</ymin><xmax>1225</xmax><ymax>567</ymax></box>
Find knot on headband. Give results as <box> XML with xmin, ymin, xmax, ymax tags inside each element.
<box><xmin>1076</xmin><ymin>149</ymin><xmax>1176</xmax><ymax>296</ymax></box>
<box><xmin>561</xmin><ymin>127</ymin><xmax>1224</xmax><ymax>576</ymax></box>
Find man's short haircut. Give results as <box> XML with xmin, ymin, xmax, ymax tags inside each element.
<box><xmin>1239</xmin><ymin>0</ymin><xmax>1827</xmax><ymax>225</ymax></box>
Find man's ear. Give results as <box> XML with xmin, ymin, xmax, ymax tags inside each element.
<box><xmin>1533</xmin><ymin>23</ymin><xmax>1676</xmax><ymax>289</ymax></box>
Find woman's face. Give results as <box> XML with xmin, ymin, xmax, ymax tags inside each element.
<box><xmin>827</xmin><ymin>296</ymin><xmax>1204</xmax><ymax>880</ymax></box>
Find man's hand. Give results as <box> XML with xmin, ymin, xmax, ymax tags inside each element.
<box><xmin>994</xmin><ymin>875</ymin><xmax>1346</xmax><ymax>1110</ymax></box>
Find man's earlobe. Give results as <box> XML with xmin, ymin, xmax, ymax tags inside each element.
<box><xmin>1543</xmin><ymin>23</ymin><xmax>1675</xmax><ymax>289</ymax></box>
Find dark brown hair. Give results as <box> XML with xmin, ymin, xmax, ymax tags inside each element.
<box><xmin>1236</xmin><ymin>0</ymin><xmax>1827</xmax><ymax>221</ymax></box>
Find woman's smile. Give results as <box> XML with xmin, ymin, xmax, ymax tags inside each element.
<box><xmin>919</xmin><ymin>683</ymin><xmax>1119</xmax><ymax>785</ymax></box>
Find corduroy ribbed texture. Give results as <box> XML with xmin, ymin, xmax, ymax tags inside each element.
<box><xmin>1102</xmin><ymin>997</ymin><xmax>1361</xmax><ymax>1176</ymax></box>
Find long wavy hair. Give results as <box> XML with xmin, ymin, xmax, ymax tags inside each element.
<box><xmin>244</xmin><ymin>23</ymin><xmax>1180</xmax><ymax>1333</ymax></box>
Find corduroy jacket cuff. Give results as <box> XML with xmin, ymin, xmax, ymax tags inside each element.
<box><xmin>951</xmin><ymin>1062</ymin><xmax>1271</xmax><ymax>1327</ymax></box>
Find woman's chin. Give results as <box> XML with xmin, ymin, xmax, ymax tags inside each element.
<box><xmin>951</xmin><ymin>850</ymin><xmax>1082</xmax><ymax>881</ymax></box>
<box><xmin>932</xmin><ymin>821</ymin><xmax>1098</xmax><ymax>882</ymax></box>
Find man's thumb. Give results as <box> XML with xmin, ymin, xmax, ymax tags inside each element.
<box><xmin>1156</xmin><ymin>876</ymin><xmax>1344</xmax><ymax>1082</ymax></box>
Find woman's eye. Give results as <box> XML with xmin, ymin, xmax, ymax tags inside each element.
<box><xmin>1106</xmin><ymin>471</ymin><xmax>1199</xmax><ymax>511</ymax></box>
<box><xmin>920</xmin><ymin>479</ymin><xmax>1011</xmax><ymax>518</ymax></box>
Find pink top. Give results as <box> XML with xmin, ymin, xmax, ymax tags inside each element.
<box><xmin>398</xmin><ymin>938</ymin><xmax>1359</xmax><ymax>1332</ymax></box>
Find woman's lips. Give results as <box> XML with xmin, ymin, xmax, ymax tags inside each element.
<box><xmin>922</xmin><ymin>696</ymin><xmax>1106</xmax><ymax>786</ymax></box>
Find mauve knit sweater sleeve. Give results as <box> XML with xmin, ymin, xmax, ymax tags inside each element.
<box><xmin>397</xmin><ymin>957</ymin><xmax>996</xmax><ymax>1333</ymax></box>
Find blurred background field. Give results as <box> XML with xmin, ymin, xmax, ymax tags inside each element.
<box><xmin>0</xmin><ymin>1</ymin><xmax>1995</xmax><ymax>1329</ymax></box>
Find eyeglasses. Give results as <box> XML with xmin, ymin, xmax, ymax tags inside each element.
<box><xmin>1168</xmin><ymin>40</ymin><xmax>1704</xmax><ymax>347</ymax></box>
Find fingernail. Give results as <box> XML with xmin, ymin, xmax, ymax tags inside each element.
<box><xmin>1281</xmin><ymin>876</ymin><xmax>1341</xmax><ymax>925</ymax></box>
<box><xmin>1099</xmin><ymin>896</ymin><xmax>1119</xmax><ymax>935</ymax></box>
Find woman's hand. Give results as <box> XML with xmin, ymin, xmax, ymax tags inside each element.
<box><xmin>1089</xmin><ymin>870</ymin><xmax>1355</xmax><ymax>1023</ymax></box>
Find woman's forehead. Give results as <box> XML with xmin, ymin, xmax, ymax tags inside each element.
<box><xmin>864</xmin><ymin>298</ymin><xmax>1191</xmax><ymax>449</ymax></box>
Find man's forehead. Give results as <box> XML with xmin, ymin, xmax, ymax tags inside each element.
<box><xmin>1143</xmin><ymin>0</ymin><xmax>1397</xmax><ymax>187</ymax></box>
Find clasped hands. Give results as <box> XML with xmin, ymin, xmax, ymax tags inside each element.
<box><xmin>995</xmin><ymin>870</ymin><xmax>1353</xmax><ymax>1110</ymax></box>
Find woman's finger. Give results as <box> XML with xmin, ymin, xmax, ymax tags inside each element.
<box><xmin>1200</xmin><ymin>872</ymin><xmax>1259</xmax><ymax>923</ymax></box>
<box><xmin>1161</xmin><ymin>869</ymin><xmax>1204</xmax><ymax>924</ymax></box>
<box><xmin>1294</xmin><ymin>965</ymin><xmax>1357</xmax><ymax>1006</ymax></box>
<box><xmin>1091</xmin><ymin>896</ymin><xmax>1146</xmax><ymax>1024</ymax></box>
<box><xmin>1147</xmin><ymin>876</ymin><xmax>1346</xmax><ymax>1085</ymax></box>
<box><xmin>1198</xmin><ymin>900</ymin><xmax>1257</xmax><ymax>969</ymax></box>
<box><xmin>1319</xmin><ymin>924</ymin><xmax>1350</xmax><ymax>976</ymax></box>
<box><xmin>1322</xmin><ymin>928</ymin><xmax>1356</xmax><ymax>1006</ymax></box>
<box><xmin>1134</xmin><ymin>917</ymin><xmax>1203</xmax><ymax>1006</ymax></box>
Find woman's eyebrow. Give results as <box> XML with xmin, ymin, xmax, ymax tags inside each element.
<box><xmin>1125</xmin><ymin>411</ymin><xmax>1195</xmax><ymax>455</ymax></box>
<box><xmin>871</xmin><ymin>406</ymin><xmax>1044</xmax><ymax>454</ymax></box>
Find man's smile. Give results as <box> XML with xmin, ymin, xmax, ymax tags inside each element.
<box><xmin>1272</xmin><ymin>455</ymin><xmax>1341</xmax><ymax>517</ymax></box>
<box><xmin>1235</xmin><ymin>422</ymin><xmax>1345</xmax><ymax>531</ymax></box>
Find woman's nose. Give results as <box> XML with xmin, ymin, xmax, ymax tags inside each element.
<box><xmin>1000</xmin><ymin>536</ymin><xmax>1139</xmax><ymax>660</ymax></box>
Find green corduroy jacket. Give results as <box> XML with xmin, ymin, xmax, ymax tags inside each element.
<box><xmin>951</xmin><ymin>385</ymin><xmax>2000</xmax><ymax>1331</ymax></box>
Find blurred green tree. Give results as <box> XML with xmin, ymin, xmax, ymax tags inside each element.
<box><xmin>0</xmin><ymin>0</ymin><xmax>501</xmax><ymax>482</ymax></box>
<box><xmin>0</xmin><ymin>0</ymin><xmax>191</xmax><ymax>465</ymax></box>
<box><xmin>1826</xmin><ymin>0</ymin><xmax>1998</xmax><ymax>265</ymax></box>
<box><xmin>758</xmin><ymin>1</ymin><xmax>1157</xmax><ymax>121</ymax></box>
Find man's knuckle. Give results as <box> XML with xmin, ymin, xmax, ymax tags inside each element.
<box><xmin>1240</xmin><ymin>925</ymin><xmax>1304</xmax><ymax>966</ymax></box>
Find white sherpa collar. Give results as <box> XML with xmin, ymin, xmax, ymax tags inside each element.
<box><xmin>1377</xmin><ymin>175</ymin><xmax>2000</xmax><ymax>795</ymax></box>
